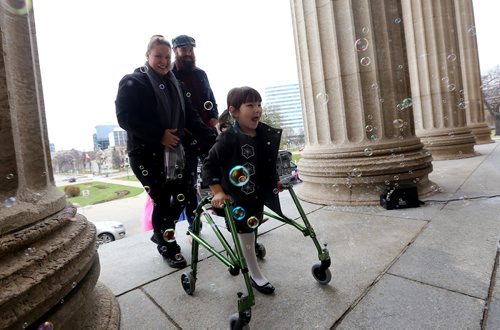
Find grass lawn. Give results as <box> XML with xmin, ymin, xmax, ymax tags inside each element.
<box><xmin>59</xmin><ymin>181</ymin><xmax>144</xmax><ymax>207</ymax></box>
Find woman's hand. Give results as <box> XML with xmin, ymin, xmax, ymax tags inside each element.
<box><xmin>161</xmin><ymin>128</ymin><xmax>180</xmax><ymax>149</ymax></box>
<box><xmin>211</xmin><ymin>191</ymin><xmax>230</xmax><ymax>208</ymax></box>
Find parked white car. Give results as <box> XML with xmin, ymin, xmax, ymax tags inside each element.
<box><xmin>91</xmin><ymin>220</ymin><xmax>126</xmax><ymax>245</ymax></box>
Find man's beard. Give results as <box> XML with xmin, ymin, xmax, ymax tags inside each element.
<box><xmin>176</xmin><ymin>54</ymin><xmax>196</xmax><ymax>72</ymax></box>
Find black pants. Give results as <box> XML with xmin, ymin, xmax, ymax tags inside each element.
<box><xmin>129</xmin><ymin>152</ymin><xmax>188</xmax><ymax>239</ymax></box>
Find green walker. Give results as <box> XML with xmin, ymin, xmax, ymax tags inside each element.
<box><xmin>180</xmin><ymin>183</ymin><xmax>332</xmax><ymax>329</ymax></box>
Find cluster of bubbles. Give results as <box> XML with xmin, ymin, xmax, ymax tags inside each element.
<box><xmin>355</xmin><ymin>36</ymin><xmax>372</xmax><ymax>67</ymax></box>
<box><xmin>229</xmin><ymin>165</ymin><xmax>250</xmax><ymax>187</ymax></box>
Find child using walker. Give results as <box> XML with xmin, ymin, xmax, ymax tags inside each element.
<box><xmin>203</xmin><ymin>86</ymin><xmax>284</xmax><ymax>294</ymax></box>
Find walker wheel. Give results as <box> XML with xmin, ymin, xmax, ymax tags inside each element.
<box><xmin>229</xmin><ymin>313</ymin><xmax>250</xmax><ymax>330</ymax></box>
<box><xmin>311</xmin><ymin>264</ymin><xmax>332</xmax><ymax>285</ymax></box>
<box><xmin>255</xmin><ymin>243</ymin><xmax>266</xmax><ymax>260</ymax></box>
<box><xmin>181</xmin><ymin>271</ymin><xmax>196</xmax><ymax>295</ymax></box>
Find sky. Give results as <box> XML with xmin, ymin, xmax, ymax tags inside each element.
<box><xmin>32</xmin><ymin>0</ymin><xmax>499</xmax><ymax>151</ymax></box>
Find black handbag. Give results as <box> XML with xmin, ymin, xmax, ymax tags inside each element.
<box><xmin>380</xmin><ymin>183</ymin><xmax>422</xmax><ymax>210</ymax></box>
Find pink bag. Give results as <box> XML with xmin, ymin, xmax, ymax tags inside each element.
<box><xmin>142</xmin><ymin>195</ymin><xmax>154</xmax><ymax>232</ymax></box>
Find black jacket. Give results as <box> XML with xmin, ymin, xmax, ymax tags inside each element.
<box><xmin>171</xmin><ymin>65</ymin><xmax>218</xmax><ymax>122</ymax></box>
<box><xmin>203</xmin><ymin>122</ymin><xmax>283</xmax><ymax>220</ymax></box>
<box><xmin>115</xmin><ymin>68</ymin><xmax>216</xmax><ymax>156</ymax></box>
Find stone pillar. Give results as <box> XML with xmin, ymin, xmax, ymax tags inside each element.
<box><xmin>290</xmin><ymin>0</ymin><xmax>434</xmax><ymax>205</ymax></box>
<box><xmin>454</xmin><ymin>0</ymin><xmax>493</xmax><ymax>144</ymax></box>
<box><xmin>402</xmin><ymin>0</ymin><xmax>477</xmax><ymax>160</ymax></box>
<box><xmin>0</xmin><ymin>2</ymin><xmax>119</xmax><ymax>328</ymax></box>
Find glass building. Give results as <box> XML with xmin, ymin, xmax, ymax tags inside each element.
<box><xmin>264</xmin><ymin>81</ymin><xmax>304</xmax><ymax>132</ymax></box>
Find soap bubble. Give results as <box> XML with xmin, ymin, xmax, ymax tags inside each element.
<box><xmin>447</xmin><ymin>84</ymin><xmax>456</xmax><ymax>91</ymax></box>
<box><xmin>204</xmin><ymin>101</ymin><xmax>213</xmax><ymax>111</ymax></box>
<box><xmin>163</xmin><ymin>229</ymin><xmax>175</xmax><ymax>243</ymax></box>
<box><xmin>176</xmin><ymin>194</ymin><xmax>185</xmax><ymax>202</ymax></box>
<box><xmin>247</xmin><ymin>216</ymin><xmax>259</xmax><ymax>229</ymax></box>
<box><xmin>350</xmin><ymin>168</ymin><xmax>362</xmax><ymax>177</ymax></box>
<box><xmin>316</xmin><ymin>92</ymin><xmax>329</xmax><ymax>104</ymax></box>
<box><xmin>365</xmin><ymin>125</ymin><xmax>374</xmax><ymax>133</ymax></box>
<box><xmin>394</xmin><ymin>17</ymin><xmax>402</xmax><ymax>24</ymax></box>
<box><xmin>355</xmin><ymin>38</ymin><xmax>369</xmax><ymax>51</ymax></box>
<box><xmin>38</xmin><ymin>321</ymin><xmax>54</xmax><ymax>330</ymax></box>
<box><xmin>364</xmin><ymin>148</ymin><xmax>373</xmax><ymax>156</ymax></box>
<box><xmin>447</xmin><ymin>54</ymin><xmax>457</xmax><ymax>62</ymax></box>
<box><xmin>6</xmin><ymin>173</ymin><xmax>14</xmax><ymax>180</ymax></box>
<box><xmin>232</xmin><ymin>206</ymin><xmax>246</xmax><ymax>220</ymax></box>
<box><xmin>360</xmin><ymin>57</ymin><xmax>372</xmax><ymax>66</ymax></box>
<box><xmin>229</xmin><ymin>165</ymin><xmax>250</xmax><ymax>187</ymax></box>
<box><xmin>142</xmin><ymin>170</ymin><xmax>148</xmax><ymax>176</ymax></box>
<box><xmin>393</xmin><ymin>119</ymin><xmax>404</xmax><ymax>128</ymax></box>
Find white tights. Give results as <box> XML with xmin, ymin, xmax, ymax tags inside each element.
<box><xmin>238</xmin><ymin>232</ymin><xmax>269</xmax><ymax>286</ymax></box>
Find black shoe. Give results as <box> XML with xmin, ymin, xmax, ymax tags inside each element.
<box><xmin>250</xmin><ymin>277</ymin><xmax>275</xmax><ymax>295</ymax></box>
<box><xmin>157</xmin><ymin>245</ymin><xmax>187</xmax><ymax>269</ymax></box>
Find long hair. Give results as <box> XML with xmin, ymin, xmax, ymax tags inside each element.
<box><xmin>218</xmin><ymin>86</ymin><xmax>262</xmax><ymax>133</ymax></box>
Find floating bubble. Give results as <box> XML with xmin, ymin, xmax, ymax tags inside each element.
<box><xmin>144</xmin><ymin>186</ymin><xmax>151</xmax><ymax>193</ymax></box>
<box><xmin>447</xmin><ymin>84</ymin><xmax>456</xmax><ymax>91</ymax></box>
<box><xmin>365</xmin><ymin>125</ymin><xmax>374</xmax><ymax>133</ymax></box>
<box><xmin>364</xmin><ymin>147</ymin><xmax>373</xmax><ymax>156</ymax></box>
<box><xmin>273</xmin><ymin>188</ymin><xmax>279</xmax><ymax>194</ymax></box>
<box><xmin>72</xmin><ymin>282</ymin><xmax>77</xmax><ymax>288</ymax></box>
<box><xmin>360</xmin><ymin>57</ymin><xmax>372</xmax><ymax>66</ymax></box>
<box><xmin>163</xmin><ymin>229</ymin><xmax>176</xmax><ymax>243</ymax></box>
<box><xmin>371</xmin><ymin>82</ymin><xmax>379</xmax><ymax>90</ymax></box>
<box><xmin>447</xmin><ymin>54</ymin><xmax>457</xmax><ymax>62</ymax></box>
<box><xmin>229</xmin><ymin>165</ymin><xmax>250</xmax><ymax>187</ymax></box>
<box><xmin>139</xmin><ymin>66</ymin><xmax>148</xmax><ymax>73</ymax></box>
<box><xmin>361</xmin><ymin>26</ymin><xmax>370</xmax><ymax>35</ymax></box>
<box><xmin>177</xmin><ymin>174</ymin><xmax>183</xmax><ymax>179</ymax></box>
<box><xmin>355</xmin><ymin>38</ymin><xmax>369</xmax><ymax>51</ymax></box>
<box><xmin>6</xmin><ymin>173</ymin><xmax>14</xmax><ymax>180</ymax></box>
<box><xmin>401</xmin><ymin>98</ymin><xmax>413</xmax><ymax>108</ymax></box>
<box><xmin>467</xmin><ymin>26</ymin><xmax>476</xmax><ymax>36</ymax></box>
<box><xmin>203</xmin><ymin>101</ymin><xmax>214</xmax><ymax>111</ymax></box>
<box><xmin>393</xmin><ymin>119</ymin><xmax>404</xmax><ymax>129</ymax></box>
<box><xmin>141</xmin><ymin>170</ymin><xmax>148</xmax><ymax>176</ymax></box>
<box><xmin>37</xmin><ymin>322</ymin><xmax>54</xmax><ymax>330</ymax></box>
<box><xmin>3</xmin><ymin>196</ymin><xmax>16</xmax><ymax>208</ymax></box>
<box><xmin>25</xmin><ymin>247</ymin><xmax>36</xmax><ymax>256</ymax></box>
<box><xmin>22</xmin><ymin>322</ymin><xmax>29</xmax><ymax>329</ymax></box>
<box><xmin>315</xmin><ymin>92</ymin><xmax>329</xmax><ymax>104</ymax></box>
<box><xmin>396</xmin><ymin>104</ymin><xmax>403</xmax><ymax>112</ymax></box>
<box><xmin>139</xmin><ymin>165</ymin><xmax>144</xmax><ymax>170</ymax></box>
<box><xmin>232</xmin><ymin>206</ymin><xmax>246</xmax><ymax>220</ymax></box>
<box><xmin>394</xmin><ymin>175</ymin><xmax>400</xmax><ymax>181</ymax></box>
<box><xmin>441</xmin><ymin>76</ymin><xmax>449</xmax><ymax>83</ymax></box>
<box><xmin>176</xmin><ymin>194</ymin><xmax>185</xmax><ymax>202</ymax></box>
<box><xmin>379</xmin><ymin>98</ymin><xmax>384</xmax><ymax>103</ymax></box>
<box><xmin>458</xmin><ymin>102</ymin><xmax>467</xmax><ymax>109</ymax></box>
<box><xmin>247</xmin><ymin>216</ymin><xmax>259</xmax><ymax>229</ymax></box>
<box><xmin>350</xmin><ymin>168</ymin><xmax>362</xmax><ymax>177</ymax></box>
<box><xmin>159</xmin><ymin>84</ymin><xmax>165</xmax><ymax>90</ymax></box>
<box><xmin>186</xmin><ymin>92</ymin><xmax>191</xmax><ymax>97</ymax></box>
<box><xmin>370</xmin><ymin>134</ymin><xmax>378</xmax><ymax>141</ymax></box>
<box><xmin>394</xmin><ymin>17</ymin><xmax>402</xmax><ymax>24</ymax></box>
<box><xmin>385</xmin><ymin>180</ymin><xmax>390</xmax><ymax>185</ymax></box>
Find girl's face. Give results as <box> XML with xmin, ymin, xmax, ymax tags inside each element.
<box><xmin>146</xmin><ymin>44</ymin><xmax>172</xmax><ymax>76</ymax></box>
<box><xmin>230</xmin><ymin>101</ymin><xmax>262</xmax><ymax>136</ymax></box>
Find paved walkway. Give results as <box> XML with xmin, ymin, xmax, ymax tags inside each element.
<box><xmin>97</xmin><ymin>141</ymin><xmax>500</xmax><ymax>329</ymax></box>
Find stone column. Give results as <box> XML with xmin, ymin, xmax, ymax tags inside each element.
<box><xmin>454</xmin><ymin>0</ymin><xmax>493</xmax><ymax>144</ymax></box>
<box><xmin>290</xmin><ymin>0</ymin><xmax>434</xmax><ymax>205</ymax></box>
<box><xmin>402</xmin><ymin>0</ymin><xmax>477</xmax><ymax>160</ymax></box>
<box><xmin>0</xmin><ymin>2</ymin><xmax>119</xmax><ymax>328</ymax></box>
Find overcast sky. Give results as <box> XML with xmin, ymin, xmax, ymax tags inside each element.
<box><xmin>33</xmin><ymin>0</ymin><xmax>499</xmax><ymax>151</ymax></box>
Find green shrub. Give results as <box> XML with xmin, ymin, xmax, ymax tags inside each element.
<box><xmin>64</xmin><ymin>185</ymin><xmax>81</xmax><ymax>197</ymax></box>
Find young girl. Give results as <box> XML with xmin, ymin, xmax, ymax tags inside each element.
<box><xmin>203</xmin><ymin>86</ymin><xmax>284</xmax><ymax>294</ymax></box>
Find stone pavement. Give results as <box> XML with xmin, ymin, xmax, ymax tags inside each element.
<box><xmin>97</xmin><ymin>141</ymin><xmax>500</xmax><ymax>329</ymax></box>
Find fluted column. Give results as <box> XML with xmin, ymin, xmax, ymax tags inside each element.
<box><xmin>290</xmin><ymin>0</ymin><xmax>434</xmax><ymax>205</ymax></box>
<box><xmin>402</xmin><ymin>0</ymin><xmax>477</xmax><ymax>160</ymax></box>
<box><xmin>0</xmin><ymin>2</ymin><xmax>119</xmax><ymax>328</ymax></box>
<box><xmin>455</xmin><ymin>0</ymin><xmax>493</xmax><ymax>144</ymax></box>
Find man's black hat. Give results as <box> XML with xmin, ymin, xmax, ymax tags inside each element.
<box><xmin>172</xmin><ymin>35</ymin><xmax>196</xmax><ymax>48</ymax></box>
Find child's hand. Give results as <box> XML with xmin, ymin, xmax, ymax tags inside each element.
<box><xmin>211</xmin><ymin>191</ymin><xmax>230</xmax><ymax>208</ymax></box>
<box><xmin>277</xmin><ymin>181</ymin><xmax>284</xmax><ymax>192</ymax></box>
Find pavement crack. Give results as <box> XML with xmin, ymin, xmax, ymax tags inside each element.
<box><xmin>481</xmin><ymin>240</ymin><xmax>499</xmax><ymax>330</ymax></box>
<box><xmin>140</xmin><ymin>287</ymin><xmax>182</xmax><ymax>329</ymax></box>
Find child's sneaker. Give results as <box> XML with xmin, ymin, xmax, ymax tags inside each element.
<box><xmin>157</xmin><ymin>243</ymin><xmax>187</xmax><ymax>268</ymax></box>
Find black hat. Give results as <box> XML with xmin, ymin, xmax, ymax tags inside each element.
<box><xmin>172</xmin><ymin>35</ymin><xmax>196</xmax><ymax>48</ymax></box>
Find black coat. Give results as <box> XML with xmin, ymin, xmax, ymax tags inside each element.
<box><xmin>115</xmin><ymin>67</ymin><xmax>216</xmax><ymax>157</ymax></box>
<box><xmin>203</xmin><ymin>122</ymin><xmax>284</xmax><ymax>226</ymax></box>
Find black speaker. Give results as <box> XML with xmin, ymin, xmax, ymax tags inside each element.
<box><xmin>380</xmin><ymin>184</ymin><xmax>421</xmax><ymax>210</ymax></box>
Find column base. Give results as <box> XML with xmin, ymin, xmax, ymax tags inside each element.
<box><xmin>295</xmin><ymin>140</ymin><xmax>436</xmax><ymax>205</ymax></box>
<box><xmin>418</xmin><ymin>128</ymin><xmax>478</xmax><ymax>160</ymax></box>
<box><xmin>469</xmin><ymin>123</ymin><xmax>494</xmax><ymax>144</ymax></box>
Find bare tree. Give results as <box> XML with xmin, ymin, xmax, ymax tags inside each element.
<box><xmin>481</xmin><ymin>66</ymin><xmax>500</xmax><ymax>135</ymax></box>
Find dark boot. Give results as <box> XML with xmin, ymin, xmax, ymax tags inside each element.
<box><xmin>157</xmin><ymin>242</ymin><xmax>187</xmax><ymax>268</ymax></box>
